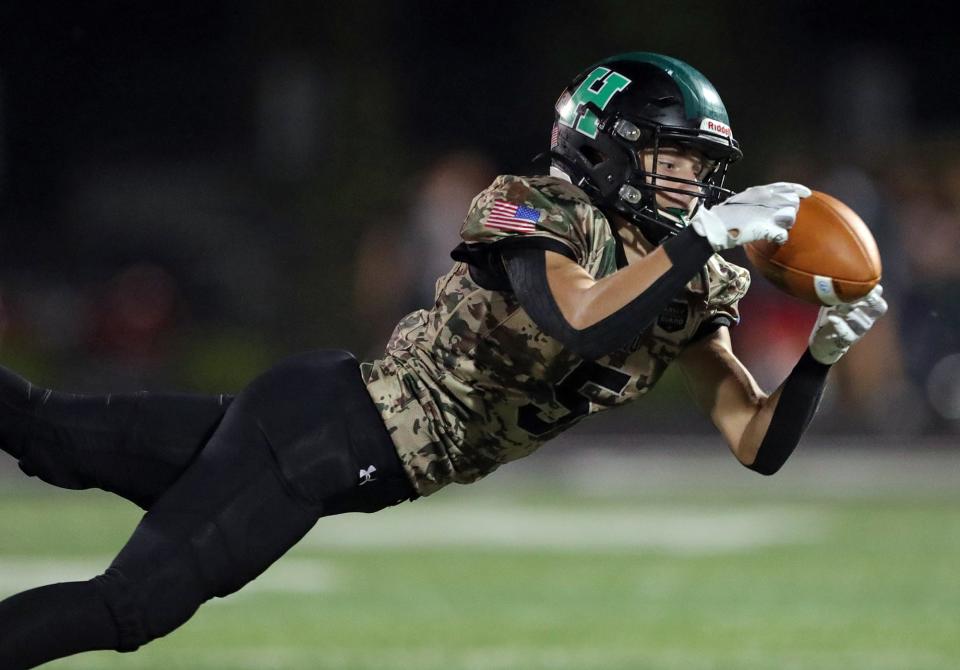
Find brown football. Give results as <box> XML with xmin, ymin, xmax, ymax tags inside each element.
<box><xmin>744</xmin><ymin>190</ymin><xmax>882</xmax><ymax>305</ymax></box>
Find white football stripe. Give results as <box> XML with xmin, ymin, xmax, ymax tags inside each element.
<box><xmin>813</xmin><ymin>274</ymin><xmax>841</xmax><ymax>305</ymax></box>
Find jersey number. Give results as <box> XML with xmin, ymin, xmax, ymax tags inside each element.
<box><xmin>517</xmin><ymin>361</ymin><xmax>631</xmax><ymax>437</ymax></box>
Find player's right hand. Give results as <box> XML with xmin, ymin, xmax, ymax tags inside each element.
<box><xmin>689</xmin><ymin>182</ymin><xmax>812</xmax><ymax>251</ymax></box>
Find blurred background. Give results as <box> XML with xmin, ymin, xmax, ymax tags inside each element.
<box><xmin>0</xmin><ymin>1</ymin><xmax>957</xmax><ymax>433</ymax></box>
<box><xmin>0</xmin><ymin>4</ymin><xmax>958</xmax><ymax>669</ymax></box>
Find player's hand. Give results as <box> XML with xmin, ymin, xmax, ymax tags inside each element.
<box><xmin>689</xmin><ymin>182</ymin><xmax>812</xmax><ymax>251</ymax></box>
<box><xmin>808</xmin><ymin>285</ymin><xmax>888</xmax><ymax>365</ymax></box>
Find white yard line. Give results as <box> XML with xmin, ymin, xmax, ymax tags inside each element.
<box><xmin>0</xmin><ymin>557</ymin><xmax>339</xmax><ymax>600</ymax></box>
<box><xmin>302</xmin><ymin>502</ymin><xmax>824</xmax><ymax>553</ymax></box>
<box><xmin>0</xmin><ymin>501</ymin><xmax>823</xmax><ymax>600</ymax></box>
<box><xmin>47</xmin><ymin>645</ymin><xmax>959</xmax><ymax>670</ymax></box>
<box><xmin>0</xmin><ymin>558</ymin><xmax>106</xmax><ymax>593</ymax></box>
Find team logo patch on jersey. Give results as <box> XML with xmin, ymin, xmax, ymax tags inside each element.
<box><xmin>485</xmin><ymin>200</ymin><xmax>541</xmax><ymax>233</ymax></box>
<box><xmin>657</xmin><ymin>300</ymin><xmax>689</xmax><ymax>333</ymax></box>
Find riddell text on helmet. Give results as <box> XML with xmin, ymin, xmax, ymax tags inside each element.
<box><xmin>700</xmin><ymin>118</ymin><xmax>732</xmax><ymax>138</ymax></box>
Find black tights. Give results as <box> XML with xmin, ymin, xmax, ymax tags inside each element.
<box><xmin>1</xmin><ymin>371</ymin><xmax>232</xmax><ymax>510</ymax></box>
<box><xmin>0</xmin><ymin>351</ymin><xmax>413</xmax><ymax>669</ymax></box>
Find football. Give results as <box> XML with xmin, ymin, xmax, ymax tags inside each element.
<box><xmin>744</xmin><ymin>190</ymin><xmax>882</xmax><ymax>305</ymax></box>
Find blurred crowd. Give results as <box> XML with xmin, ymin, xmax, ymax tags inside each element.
<box><xmin>0</xmin><ymin>4</ymin><xmax>957</xmax><ymax>438</ymax></box>
<box><xmin>1</xmin><ymin>151</ymin><xmax>958</xmax><ymax>439</ymax></box>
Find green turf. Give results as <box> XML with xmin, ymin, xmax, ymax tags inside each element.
<box><xmin>1</xmin><ymin>467</ymin><xmax>958</xmax><ymax>670</ymax></box>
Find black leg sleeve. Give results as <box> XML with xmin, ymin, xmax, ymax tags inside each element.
<box><xmin>0</xmin><ymin>365</ymin><xmax>232</xmax><ymax>509</ymax></box>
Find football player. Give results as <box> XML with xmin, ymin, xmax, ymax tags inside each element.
<box><xmin>0</xmin><ymin>52</ymin><xmax>886</xmax><ymax>668</ymax></box>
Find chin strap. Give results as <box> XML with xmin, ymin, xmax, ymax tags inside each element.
<box><xmin>619</xmin><ymin>206</ymin><xmax>689</xmax><ymax>245</ymax></box>
<box><xmin>660</xmin><ymin>207</ymin><xmax>689</xmax><ymax>225</ymax></box>
<box><xmin>549</xmin><ymin>165</ymin><xmax>574</xmax><ymax>183</ymax></box>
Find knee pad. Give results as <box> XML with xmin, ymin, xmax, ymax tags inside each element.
<box><xmin>94</xmin><ymin>512</ymin><xmax>278</xmax><ymax>651</ymax></box>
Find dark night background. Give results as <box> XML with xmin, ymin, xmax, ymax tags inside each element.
<box><xmin>0</xmin><ymin>1</ymin><xmax>957</xmax><ymax>435</ymax></box>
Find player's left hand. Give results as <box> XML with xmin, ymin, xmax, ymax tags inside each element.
<box><xmin>808</xmin><ymin>285</ymin><xmax>888</xmax><ymax>365</ymax></box>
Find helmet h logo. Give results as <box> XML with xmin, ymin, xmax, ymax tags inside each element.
<box><xmin>558</xmin><ymin>67</ymin><xmax>631</xmax><ymax>139</ymax></box>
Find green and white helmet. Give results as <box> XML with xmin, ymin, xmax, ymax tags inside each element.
<box><xmin>550</xmin><ymin>52</ymin><xmax>742</xmax><ymax>240</ymax></box>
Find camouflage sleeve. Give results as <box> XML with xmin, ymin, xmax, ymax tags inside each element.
<box><xmin>458</xmin><ymin>175</ymin><xmax>594</xmax><ymax>264</ymax></box>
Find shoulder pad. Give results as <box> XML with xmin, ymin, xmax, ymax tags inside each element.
<box><xmin>460</xmin><ymin>175</ymin><xmax>594</xmax><ymax>263</ymax></box>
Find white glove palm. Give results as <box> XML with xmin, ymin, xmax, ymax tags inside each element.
<box><xmin>689</xmin><ymin>182</ymin><xmax>812</xmax><ymax>251</ymax></box>
<box><xmin>809</xmin><ymin>285</ymin><xmax>888</xmax><ymax>365</ymax></box>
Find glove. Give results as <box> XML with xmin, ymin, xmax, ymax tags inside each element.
<box><xmin>689</xmin><ymin>182</ymin><xmax>812</xmax><ymax>251</ymax></box>
<box><xmin>808</xmin><ymin>285</ymin><xmax>888</xmax><ymax>365</ymax></box>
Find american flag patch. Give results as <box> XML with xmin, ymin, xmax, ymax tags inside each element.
<box><xmin>486</xmin><ymin>200</ymin><xmax>541</xmax><ymax>233</ymax></box>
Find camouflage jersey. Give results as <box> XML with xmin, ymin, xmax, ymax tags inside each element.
<box><xmin>362</xmin><ymin>175</ymin><xmax>750</xmax><ymax>496</ymax></box>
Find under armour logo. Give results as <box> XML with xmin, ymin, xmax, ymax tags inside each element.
<box><xmin>358</xmin><ymin>465</ymin><xmax>378</xmax><ymax>485</ymax></box>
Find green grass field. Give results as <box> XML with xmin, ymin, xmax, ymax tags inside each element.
<box><xmin>2</xmin><ymin>441</ymin><xmax>958</xmax><ymax>670</ymax></box>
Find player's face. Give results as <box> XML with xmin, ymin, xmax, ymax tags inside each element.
<box><xmin>639</xmin><ymin>146</ymin><xmax>712</xmax><ymax>210</ymax></box>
